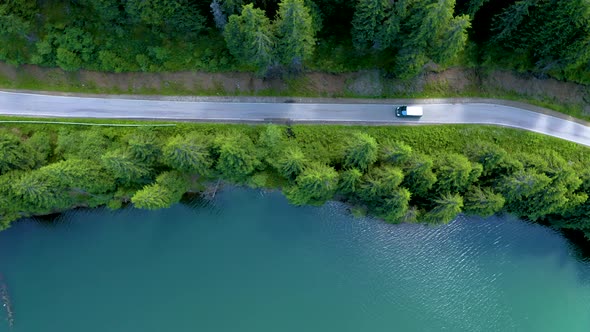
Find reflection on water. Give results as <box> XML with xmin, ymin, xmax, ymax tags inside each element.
<box><xmin>559</xmin><ymin>228</ymin><xmax>590</xmax><ymax>262</ymax></box>
<box><xmin>0</xmin><ymin>187</ymin><xmax>589</xmax><ymax>332</ymax></box>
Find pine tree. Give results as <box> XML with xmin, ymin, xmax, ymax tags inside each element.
<box><xmin>223</xmin><ymin>3</ymin><xmax>274</xmax><ymax>70</ymax></box>
<box><xmin>132</xmin><ymin>171</ymin><xmax>190</xmax><ymax>210</ymax></box>
<box><xmin>216</xmin><ymin>134</ymin><xmax>261</xmax><ymax>182</ymax></box>
<box><xmin>277</xmin><ymin>146</ymin><xmax>307</xmax><ymax>180</ymax></box>
<box><xmin>380</xmin><ymin>187</ymin><xmax>411</xmax><ymax>223</ymax></box>
<box><xmin>274</xmin><ymin>0</ymin><xmax>316</xmax><ymax>67</ymax></box>
<box><xmin>338</xmin><ymin>168</ymin><xmax>363</xmax><ymax>196</ymax></box>
<box><xmin>101</xmin><ymin>150</ymin><xmax>150</xmax><ymax>186</ymax></box>
<box><xmin>400</xmin><ymin>152</ymin><xmax>437</xmax><ymax>197</ymax></box>
<box><xmin>344</xmin><ymin>132</ymin><xmax>378</xmax><ymax>170</ymax></box>
<box><xmin>464</xmin><ymin>186</ymin><xmax>505</xmax><ymax>217</ymax></box>
<box><xmin>258</xmin><ymin>124</ymin><xmax>286</xmax><ymax>167</ymax></box>
<box><xmin>0</xmin><ymin>3</ymin><xmax>32</xmax><ymax>65</ymax></box>
<box><xmin>131</xmin><ymin>184</ymin><xmax>172</xmax><ymax>210</ymax></box>
<box><xmin>433</xmin><ymin>153</ymin><xmax>476</xmax><ymax>194</ymax></box>
<box><xmin>392</xmin><ymin>0</ymin><xmax>469</xmax><ymax>77</ymax></box>
<box><xmin>285</xmin><ymin>163</ymin><xmax>338</xmax><ymax>205</ymax></box>
<box><xmin>423</xmin><ymin>193</ymin><xmax>464</xmax><ymax>224</ymax></box>
<box><xmin>351</xmin><ymin>0</ymin><xmax>390</xmax><ymax>50</ymax></box>
<box><xmin>162</xmin><ymin>134</ymin><xmax>212</xmax><ymax>175</ymax></box>
<box><xmin>0</xmin><ymin>132</ymin><xmax>35</xmax><ymax>175</ymax></box>
<box><xmin>359</xmin><ymin>166</ymin><xmax>404</xmax><ymax>202</ymax></box>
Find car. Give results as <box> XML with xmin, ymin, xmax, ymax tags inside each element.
<box><xmin>395</xmin><ymin>105</ymin><xmax>423</xmax><ymax>117</ymax></box>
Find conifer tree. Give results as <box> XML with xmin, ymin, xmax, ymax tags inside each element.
<box><xmin>285</xmin><ymin>163</ymin><xmax>338</xmax><ymax>206</ymax></box>
<box><xmin>338</xmin><ymin>168</ymin><xmax>363</xmax><ymax>196</ymax></box>
<box><xmin>464</xmin><ymin>186</ymin><xmax>505</xmax><ymax>217</ymax></box>
<box><xmin>102</xmin><ymin>150</ymin><xmax>150</xmax><ymax>186</ymax></box>
<box><xmin>216</xmin><ymin>134</ymin><xmax>260</xmax><ymax>182</ymax></box>
<box><xmin>162</xmin><ymin>134</ymin><xmax>212</xmax><ymax>175</ymax></box>
<box><xmin>274</xmin><ymin>0</ymin><xmax>316</xmax><ymax>67</ymax></box>
<box><xmin>224</xmin><ymin>3</ymin><xmax>274</xmax><ymax>70</ymax></box>
<box><xmin>258</xmin><ymin>125</ymin><xmax>285</xmax><ymax>167</ymax></box>
<box><xmin>131</xmin><ymin>183</ymin><xmax>172</xmax><ymax>210</ymax></box>
<box><xmin>379</xmin><ymin>187</ymin><xmax>411</xmax><ymax>223</ymax></box>
<box><xmin>400</xmin><ymin>152</ymin><xmax>437</xmax><ymax>197</ymax></box>
<box><xmin>277</xmin><ymin>146</ymin><xmax>307</xmax><ymax>180</ymax></box>
<box><xmin>351</xmin><ymin>0</ymin><xmax>390</xmax><ymax>50</ymax></box>
<box><xmin>359</xmin><ymin>166</ymin><xmax>404</xmax><ymax>202</ymax></box>
<box><xmin>433</xmin><ymin>153</ymin><xmax>476</xmax><ymax>194</ymax></box>
<box><xmin>344</xmin><ymin>132</ymin><xmax>378</xmax><ymax>170</ymax></box>
<box><xmin>131</xmin><ymin>171</ymin><xmax>190</xmax><ymax>210</ymax></box>
<box><xmin>423</xmin><ymin>193</ymin><xmax>463</xmax><ymax>224</ymax></box>
<box><xmin>127</xmin><ymin>129</ymin><xmax>161</xmax><ymax>165</ymax></box>
<box><xmin>0</xmin><ymin>132</ymin><xmax>35</xmax><ymax>175</ymax></box>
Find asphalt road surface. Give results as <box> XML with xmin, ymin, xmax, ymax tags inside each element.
<box><xmin>1</xmin><ymin>91</ymin><xmax>589</xmax><ymax>147</ymax></box>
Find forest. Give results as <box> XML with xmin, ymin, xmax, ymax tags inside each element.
<box><xmin>1</xmin><ymin>0</ymin><xmax>589</xmax><ymax>83</ymax></box>
<box><xmin>0</xmin><ymin>122</ymin><xmax>589</xmax><ymax>241</ymax></box>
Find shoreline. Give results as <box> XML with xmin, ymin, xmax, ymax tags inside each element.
<box><xmin>15</xmin><ymin>183</ymin><xmax>590</xmax><ymax>261</ymax></box>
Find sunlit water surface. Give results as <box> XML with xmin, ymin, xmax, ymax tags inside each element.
<box><xmin>1</xmin><ymin>187</ymin><xmax>589</xmax><ymax>332</ymax></box>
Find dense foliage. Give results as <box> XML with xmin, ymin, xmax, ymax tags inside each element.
<box><xmin>1</xmin><ymin>0</ymin><xmax>589</xmax><ymax>82</ymax></box>
<box><xmin>1</xmin><ymin>122</ymin><xmax>589</xmax><ymax>242</ymax></box>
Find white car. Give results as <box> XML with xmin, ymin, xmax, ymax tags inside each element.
<box><xmin>395</xmin><ymin>106</ymin><xmax>423</xmax><ymax>117</ymax></box>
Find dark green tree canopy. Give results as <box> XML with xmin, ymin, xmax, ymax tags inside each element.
<box><xmin>463</xmin><ymin>186</ymin><xmax>505</xmax><ymax>217</ymax></box>
<box><xmin>125</xmin><ymin>0</ymin><xmax>205</xmax><ymax>35</ymax></box>
<box><xmin>467</xmin><ymin>142</ymin><xmax>522</xmax><ymax>180</ymax></box>
<box><xmin>400</xmin><ymin>152</ymin><xmax>437</xmax><ymax>198</ymax></box>
<box><xmin>277</xmin><ymin>146</ymin><xmax>307</xmax><ymax>180</ymax></box>
<box><xmin>0</xmin><ymin>0</ymin><xmax>589</xmax><ymax>83</ymax></box>
<box><xmin>379</xmin><ymin>187</ymin><xmax>411</xmax><ymax>223</ymax></box>
<box><xmin>127</xmin><ymin>129</ymin><xmax>162</xmax><ymax>165</ymax></box>
<box><xmin>258</xmin><ymin>124</ymin><xmax>286</xmax><ymax>167</ymax></box>
<box><xmin>55</xmin><ymin>129</ymin><xmax>111</xmax><ymax>161</ymax></box>
<box><xmin>0</xmin><ymin>2</ymin><xmax>32</xmax><ymax>65</ymax></box>
<box><xmin>359</xmin><ymin>165</ymin><xmax>404</xmax><ymax>202</ymax></box>
<box><xmin>162</xmin><ymin>134</ymin><xmax>213</xmax><ymax>175</ymax></box>
<box><xmin>274</xmin><ymin>0</ymin><xmax>316</xmax><ymax>66</ymax></box>
<box><xmin>422</xmin><ymin>193</ymin><xmax>464</xmax><ymax>224</ymax></box>
<box><xmin>351</xmin><ymin>0</ymin><xmax>391</xmax><ymax>50</ymax></box>
<box><xmin>380</xmin><ymin>140</ymin><xmax>413</xmax><ymax>164</ymax></box>
<box><xmin>433</xmin><ymin>153</ymin><xmax>478</xmax><ymax>194</ymax></box>
<box><xmin>487</xmin><ymin>0</ymin><xmax>590</xmax><ymax>82</ymax></box>
<box><xmin>350</xmin><ymin>0</ymin><xmax>470</xmax><ymax>76</ymax></box>
<box><xmin>0</xmin><ymin>132</ymin><xmax>35</xmax><ymax>175</ymax></box>
<box><xmin>216</xmin><ymin>134</ymin><xmax>261</xmax><ymax>181</ymax></box>
<box><xmin>344</xmin><ymin>132</ymin><xmax>379</xmax><ymax>170</ymax></box>
<box><xmin>285</xmin><ymin>162</ymin><xmax>339</xmax><ymax>205</ymax></box>
<box><xmin>224</xmin><ymin>3</ymin><xmax>275</xmax><ymax>70</ymax></box>
<box><xmin>102</xmin><ymin>149</ymin><xmax>150</xmax><ymax>186</ymax></box>
<box><xmin>131</xmin><ymin>171</ymin><xmax>190</xmax><ymax>210</ymax></box>
<box><xmin>338</xmin><ymin>168</ymin><xmax>363</xmax><ymax>196</ymax></box>
<box><xmin>11</xmin><ymin>159</ymin><xmax>115</xmax><ymax>212</ymax></box>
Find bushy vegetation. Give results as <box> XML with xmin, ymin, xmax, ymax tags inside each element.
<box><xmin>1</xmin><ymin>0</ymin><xmax>589</xmax><ymax>83</ymax></box>
<box><xmin>1</xmin><ymin>122</ymin><xmax>589</xmax><ymax>242</ymax></box>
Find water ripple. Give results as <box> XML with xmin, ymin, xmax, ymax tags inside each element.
<box><xmin>1</xmin><ymin>188</ymin><xmax>589</xmax><ymax>332</ymax></box>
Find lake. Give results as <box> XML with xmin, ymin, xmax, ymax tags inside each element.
<box><xmin>1</xmin><ymin>187</ymin><xmax>589</xmax><ymax>332</ymax></box>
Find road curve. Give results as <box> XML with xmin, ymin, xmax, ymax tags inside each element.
<box><xmin>0</xmin><ymin>91</ymin><xmax>589</xmax><ymax>147</ymax></box>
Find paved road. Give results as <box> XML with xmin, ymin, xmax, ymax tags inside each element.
<box><xmin>1</xmin><ymin>91</ymin><xmax>589</xmax><ymax>147</ymax></box>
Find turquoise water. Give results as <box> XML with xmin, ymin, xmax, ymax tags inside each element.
<box><xmin>1</xmin><ymin>187</ymin><xmax>590</xmax><ymax>332</ymax></box>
